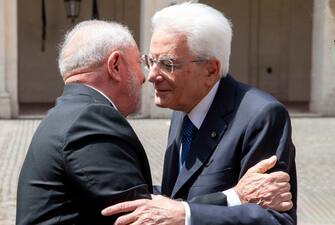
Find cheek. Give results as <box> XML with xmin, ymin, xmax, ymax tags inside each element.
<box><xmin>173</xmin><ymin>74</ymin><xmax>190</xmax><ymax>96</ymax></box>
<box><xmin>134</xmin><ymin>78</ymin><xmax>142</xmax><ymax>95</ymax></box>
<box><xmin>126</xmin><ymin>72</ymin><xmax>140</xmax><ymax>97</ymax></box>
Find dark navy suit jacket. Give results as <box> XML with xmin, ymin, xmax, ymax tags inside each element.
<box><xmin>162</xmin><ymin>75</ymin><xmax>297</xmax><ymax>225</ymax></box>
<box><xmin>16</xmin><ymin>84</ymin><xmax>152</xmax><ymax>225</ymax></box>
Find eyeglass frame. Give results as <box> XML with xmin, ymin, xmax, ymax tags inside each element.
<box><xmin>141</xmin><ymin>54</ymin><xmax>207</xmax><ymax>74</ymax></box>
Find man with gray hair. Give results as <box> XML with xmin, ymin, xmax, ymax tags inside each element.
<box><xmin>102</xmin><ymin>2</ymin><xmax>296</xmax><ymax>225</ymax></box>
<box><xmin>16</xmin><ymin>20</ymin><xmax>152</xmax><ymax>225</ymax></box>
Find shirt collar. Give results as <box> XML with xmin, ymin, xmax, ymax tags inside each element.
<box><xmin>186</xmin><ymin>80</ymin><xmax>220</xmax><ymax>129</ymax></box>
<box><xmin>84</xmin><ymin>84</ymin><xmax>118</xmax><ymax>111</ymax></box>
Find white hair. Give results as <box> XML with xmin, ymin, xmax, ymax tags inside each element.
<box><xmin>152</xmin><ymin>2</ymin><xmax>233</xmax><ymax>77</ymax></box>
<box><xmin>58</xmin><ymin>20</ymin><xmax>136</xmax><ymax>77</ymax></box>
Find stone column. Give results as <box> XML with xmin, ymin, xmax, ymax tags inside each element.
<box><xmin>0</xmin><ymin>0</ymin><xmax>11</xmax><ymax>118</ymax></box>
<box><xmin>310</xmin><ymin>0</ymin><xmax>335</xmax><ymax>115</ymax></box>
<box><xmin>0</xmin><ymin>0</ymin><xmax>18</xmax><ymax>118</ymax></box>
<box><xmin>139</xmin><ymin>0</ymin><xmax>196</xmax><ymax>118</ymax></box>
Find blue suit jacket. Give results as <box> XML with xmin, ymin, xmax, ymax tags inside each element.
<box><xmin>162</xmin><ymin>75</ymin><xmax>297</xmax><ymax>225</ymax></box>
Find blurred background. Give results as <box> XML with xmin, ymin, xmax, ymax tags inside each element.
<box><xmin>0</xmin><ymin>0</ymin><xmax>334</xmax><ymax>224</ymax></box>
<box><xmin>1</xmin><ymin>0</ymin><xmax>334</xmax><ymax>119</ymax></box>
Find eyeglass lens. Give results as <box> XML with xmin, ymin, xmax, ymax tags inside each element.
<box><xmin>142</xmin><ymin>55</ymin><xmax>175</xmax><ymax>73</ymax></box>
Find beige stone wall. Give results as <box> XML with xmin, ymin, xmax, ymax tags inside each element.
<box><xmin>310</xmin><ymin>0</ymin><xmax>335</xmax><ymax>115</ymax></box>
<box><xmin>1</xmin><ymin>0</ymin><xmax>335</xmax><ymax>118</ymax></box>
<box><xmin>0</xmin><ymin>0</ymin><xmax>18</xmax><ymax>118</ymax></box>
<box><xmin>330</xmin><ymin>0</ymin><xmax>335</xmax><ymax>15</ymax></box>
<box><xmin>18</xmin><ymin>0</ymin><xmax>141</xmax><ymax>104</ymax></box>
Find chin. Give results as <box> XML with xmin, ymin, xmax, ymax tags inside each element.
<box><xmin>154</xmin><ymin>98</ymin><xmax>169</xmax><ymax>109</ymax></box>
<box><xmin>131</xmin><ymin>99</ymin><xmax>142</xmax><ymax>115</ymax></box>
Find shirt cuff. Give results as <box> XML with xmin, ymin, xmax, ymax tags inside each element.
<box><xmin>223</xmin><ymin>188</ymin><xmax>242</xmax><ymax>206</ymax></box>
<box><xmin>181</xmin><ymin>201</ymin><xmax>191</xmax><ymax>225</ymax></box>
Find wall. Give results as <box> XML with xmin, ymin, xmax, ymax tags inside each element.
<box><xmin>0</xmin><ymin>0</ymin><xmax>18</xmax><ymax>118</ymax></box>
<box><xmin>18</xmin><ymin>0</ymin><xmax>140</xmax><ymax>104</ymax></box>
<box><xmin>310</xmin><ymin>0</ymin><xmax>335</xmax><ymax>115</ymax></box>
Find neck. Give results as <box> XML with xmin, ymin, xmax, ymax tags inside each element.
<box><xmin>187</xmin><ymin>82</ymin><xmax>217</xmax><ymax>113</ymax></box>
<box><xmin>65</xmin><ymin>68</ymin><xmax>113</xmax><ymax>98</ymax></box>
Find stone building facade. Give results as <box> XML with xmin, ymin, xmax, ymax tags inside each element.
<box><xmin>0</xmin><ymin>0</ymin><xmax>334</xmax><ymax>118</ymax></box>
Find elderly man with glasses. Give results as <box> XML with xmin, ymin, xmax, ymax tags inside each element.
<box><xmin>102</xmin><ymin>2</ymin><xmax>297</xmax><ymax>225</ymax></box>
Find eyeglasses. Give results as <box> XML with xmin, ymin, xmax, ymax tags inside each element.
<box><xmin>141</xmin><ymin>54</ymin><xmax>206</xmax><ymax>74</ymax></box>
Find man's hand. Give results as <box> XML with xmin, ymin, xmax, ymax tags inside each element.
<box><xmin>101</xmin><ymin>195</ymin><xmax>185</xmax><ymax>225</ymax></box>
<box><xmin>234</xmin><ymin>156</ymin><xmax>292</xmax><ymax>211</ymax></box>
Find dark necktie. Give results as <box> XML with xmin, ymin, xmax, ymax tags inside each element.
<box><xmin>180</xmin><ymin>116</ymin><xmax>197</xmax><ymax>168</ymax></box>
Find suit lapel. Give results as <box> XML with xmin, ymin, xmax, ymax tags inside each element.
<box><xmin>161</xmin><ymin>112</ymin><xmax>184</xmax><ymax>196</ymax></box>
<box><xmin>171</xmin><ymin>75</ymin><xmax>237</xmax><ymax>198</ymax></box>
<box><xmin>161</xmin><ymin>141</ymin><xmax>180</xmax><ymax>196</ymax></box>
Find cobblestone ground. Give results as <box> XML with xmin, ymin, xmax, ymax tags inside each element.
<box><xmin>292</xmin><ymin>118</ymin><xmax>335</xmax><ymax>225</ymax></box>
<box><xmin>0</xmin><ymin>118</ymin><xmax>334</xmax><ymax>225</ymax></box>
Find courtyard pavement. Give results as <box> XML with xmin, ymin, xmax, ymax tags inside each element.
<box><xmin>0</xmin><ymin>117</ymin><xmax>334</xmax><ymax>225</ymax></box>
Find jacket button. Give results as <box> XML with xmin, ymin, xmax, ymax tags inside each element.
<box><xmin>211</xmin><ymin>131</ymin><xmax>217</xmax><ymax>138</ymax></box>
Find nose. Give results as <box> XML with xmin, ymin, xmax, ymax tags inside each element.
<box><xmin>147</xmin><ymin>70</ymin><xmax>159</xmax><ymax>83</ymax></box>
<box><xmin>147</xmin><ymin>64</ymin><xmax>162</xmax><ymax>83</ymax></box>
<box><xmin>147</xmin><ymin>70</ymin><xmax>155</xmax><ymax>83</ymax></box>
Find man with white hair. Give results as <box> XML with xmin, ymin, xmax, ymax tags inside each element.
<box><xmin>16</xmin><ymin>20</ymin><xmax>152</xmax><ymax>225</ymax></box>
<box><xmin>102</xmin><ymin>2</ymin><xmax>296</xmax><ymax>225</ymax></box>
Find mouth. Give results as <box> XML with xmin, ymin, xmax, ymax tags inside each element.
<box><xmin>153</xmin><ymin>82</ymin><xmax>173</xmax><ymax>97</ymax></box>
<box><xmin>155</xmin><ymin>89</ymin><xmax>171</xmax><ymax>95</ymax></box>
<box><xmin>156</xmin><ymin>88</ymin><xmax>170</xmax><ymax>92</ymax></box>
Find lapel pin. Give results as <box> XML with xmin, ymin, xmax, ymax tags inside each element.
<box><xmin>211</xmin><ymin>131</ymin><xmax>217</xmax><ymax>138</ymax></box>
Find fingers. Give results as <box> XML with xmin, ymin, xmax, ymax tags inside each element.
<box><xmin>101</xmin><ymin>199</ymin><xmax>149</xmax><ymax>216</ymax></box>
<box><xmin>114</xmin><ymin>211</ymin><xmax>139</xmax><ymax>225</ymax></box>
<box><xmin>282</xmin><ymin>182</ymin><xmax>291</xmax><ymax>193</ymax></box>
<box><xmin>264</xmin><ymin>181</ymin><xmax>291</xmax><ymax>199</ymax></box>
<box><xmin>275</xmin><ymin>200</ymin><xmax>293</xmax><ymax>212</ymax></box>
<box><xmin>280</xmin><ymin>192</ymin><xmax>292</xmax><ymax>202</ymax></box>
<box><xmin>259</xmin><ymin>183</ymin><xmax>292</xmax><ymax>211</ymax></box>
<box><xmin>248</xmin><ymin>155</ymin><xmax>277</xmax><ymax>173</ymax></box>
<box><xmin>272</xmin><ymin>182</ymin><xmax>291</xmax><ymax>194</ymax></box>
<box><xmin>268</xmin><ymin>171</ymin><xmax>290</xmax><ymax>182</ymax></box>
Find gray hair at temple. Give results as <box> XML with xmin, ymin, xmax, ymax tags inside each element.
<box><xmin>58</xmin><ymin>20</ymin><xmax>135</xmax><ymax>77</ymax></box>
<box><xmin>151</xmin><ymin>2</ymin><xmax>233</xmax><ymax>77</ymax></box>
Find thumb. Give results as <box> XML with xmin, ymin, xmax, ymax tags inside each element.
<box><xmin>247</xmin><ymin>155</ymin><xmax>277</xmax><ymax>173</ymax></box>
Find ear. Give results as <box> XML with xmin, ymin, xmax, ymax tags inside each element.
<box><xmin>107</xmin><ymin>51</ymin><xmax>122</xmax><ymax>81</ymax></box>
<box><xmin>205</xmin><ymin>59</ymin><xmax>220</xmax><ymax>85</ymax></box>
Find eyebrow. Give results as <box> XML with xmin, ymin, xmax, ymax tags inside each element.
<box><xmin>150</xmin><ymin>54</ymin><xmax>178</xmax><ymax>60</ymax></box>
